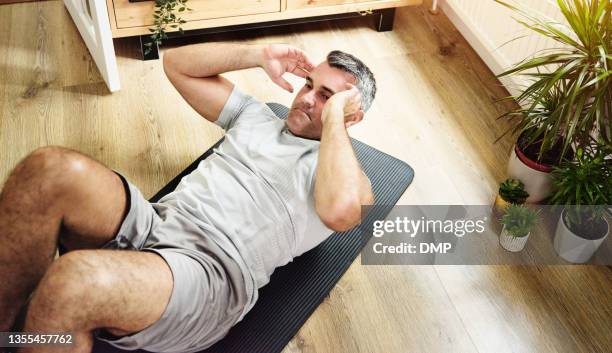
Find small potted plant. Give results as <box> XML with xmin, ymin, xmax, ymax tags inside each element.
<box><xmin>551</xmin><ymin>143</ymin><xmax>611</xmax><ymax>263</ymax></box>
<box><xmin>499</xmin><ymin>204</ymin><xmax>539</xmax><ymax>252</ymax></box>
<box><xmin>495</xmin><ymin>178</ymin><xmax>530</xmax><ymax>213</ymax></box>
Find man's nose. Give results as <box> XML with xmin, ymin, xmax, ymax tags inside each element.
<box><xmin>302</xmin><ymin>90</ymin><xmax>316</xmax><ymax>107</ymax></box>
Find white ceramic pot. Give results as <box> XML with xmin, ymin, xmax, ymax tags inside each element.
<box><xmin>553</xmin><ymin>210</ymin><xmax>610</xmax><ymax>263</ymax></box>
<box><xmin>507</xmin><ymin>146</ymin><xmax>553</xmax><ymax>203</ymax></box>
<box><xmin>499</xmin><ymin>226</ymin><xmax>530</xmax><ymax>252</ymax></box>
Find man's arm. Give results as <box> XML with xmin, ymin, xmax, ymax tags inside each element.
<box><xmin>314</xmin><ymin>84</ymin><xmax>374</xmax><ymax>232</ymax></box>
<box><xmin>163</xmin><ymin>43</ymin><xmax>314</xmax><ymax>124</ymax></box>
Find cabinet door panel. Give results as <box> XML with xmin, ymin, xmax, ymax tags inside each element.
<box><xmin>287</xmin><ymin>0</ymin><xmax>372</xmax><ymax>10</ymax></box>
<box><xmin>113</xmin><ymin>0</ymin><xmax>281</xmax><ymax>28</ymax></box>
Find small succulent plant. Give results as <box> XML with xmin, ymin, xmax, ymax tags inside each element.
<box><xmin>500</xmin><ymin>204</ymin><xmax>539</xmax><ymax>237</ymax></box>
<box><xmin>499</xmin><ymin>178</ymin><xmax>529</xmax><ymax>204</ymax></box>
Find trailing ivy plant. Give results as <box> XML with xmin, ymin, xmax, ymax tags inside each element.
<box><xmin>144</xmin><ymin>0</ymin><xmax>192</xmax><ymax>55</ymax></box>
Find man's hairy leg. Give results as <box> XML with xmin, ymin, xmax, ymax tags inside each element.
<box><xmin>16</xmin><ymin>250</ymin><xmax>173</xmax><ymax>353</ymax></box>
<box><xmin>0</xmin><ymin>146</ymin><xmax>128</xmax><ymax>332</ymax></box>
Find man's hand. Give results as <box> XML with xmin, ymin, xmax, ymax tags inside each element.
<box><xmin>322</xmin><ymin>83</ymin><xmax>363</xmax><ymax>125</ymax></box>
<box><xmin>260</xmin><ymin>44</ymin><xmax>315</xmax><ymax>93</ymax></box>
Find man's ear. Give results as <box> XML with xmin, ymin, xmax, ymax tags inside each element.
<box><xmin>344</xmin><ymin>110</ymin><xmax>364</xmax><ymax>128</ymax></box>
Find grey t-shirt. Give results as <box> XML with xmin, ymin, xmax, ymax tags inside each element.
<box><xmin>158</xmin><ymin>86</ymin><xmax>333</xmax><ymax>318</ymax></box>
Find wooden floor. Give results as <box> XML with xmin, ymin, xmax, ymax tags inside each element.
<box><xmin>1</xmin><ymin>1</ymin><xmax>610</xmax><ymax>352</ymax></box>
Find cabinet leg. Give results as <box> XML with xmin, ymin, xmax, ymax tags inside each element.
<box><xmin>139</xmin><ymin>35</ymin><xmax>159</xmax><ymax>61</ymax></box>
<box><xmin>377</xmin><ymin>8</ymin><xmax>396</xmax><ymax>32</ymax></box>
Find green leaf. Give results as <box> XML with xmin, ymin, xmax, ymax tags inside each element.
<box><xmin>148</xmin><ymin>0</ymin><xmax>190</xmax><ymax>49</ymax></box>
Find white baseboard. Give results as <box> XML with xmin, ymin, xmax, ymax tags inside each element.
<box><xmin>439</xmin><ymin>0</ymin><xmax>523</xmax><ymax>97</ymax></box>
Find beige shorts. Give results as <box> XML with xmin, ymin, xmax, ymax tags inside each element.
<box><xmin>92</xmin><ymin>173</ymin><xmax>250</xmax><ymax>353</ymax></box>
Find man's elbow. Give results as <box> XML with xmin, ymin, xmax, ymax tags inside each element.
<box><xmin>362</xmin><ymin>188</ymin><xmax>374</xmax><ymax>207</ymax></box>
<box><xmin>317</xmin><ymin>200</ymin><xmax>362</xmax><ymax>232</ymax></box>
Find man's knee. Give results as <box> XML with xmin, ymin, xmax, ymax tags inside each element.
<box><xmin>25</xmin><ymin>145</ymin><xmax>90</xmax><ymax>183</ymax></box>
<box><xmin>14</xmin><ymin>146</ymin><xmax>97</xmax><ymax>201</ymax></box>
<box><xmin>26</xmin><ymin>251</ymin><xmax>117</xmax><ymax>330</ymax></box>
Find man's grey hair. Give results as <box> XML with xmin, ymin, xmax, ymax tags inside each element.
<box><xmin>326</xmin><ymin>50</ymin><xmax>377</xmax><ymax>112</ymax></box>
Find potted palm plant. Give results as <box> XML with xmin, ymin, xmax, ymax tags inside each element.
<box><xmin>505</xmin><ymin>87</ymin><xmax>574</xmax><ymax>202</ymax></box>
<box><xmin>494</xmin><ymin>178</ymin><xmax>530</xmax><ymax>213</ymax></box>
<box><xmin>499</xmin><ymin>204</ymin><xmax>539</xmax><ymax>252</ymax></box>
<box><xmin>551</xmin><ymin>143</ymin><xmax>611</xmax><ymax>263</ymax></box>
<box><xmin>496</xmin><ymin>0</ymin><xmax>611</xmax><ymax>202</ymax></box>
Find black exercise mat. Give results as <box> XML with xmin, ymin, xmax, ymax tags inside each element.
<box><xmin>93</xmin><ymin>103</ymin><xmax>414</xmax><ymax>353</ymax></box>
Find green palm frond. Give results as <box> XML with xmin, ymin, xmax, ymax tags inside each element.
<box><xmin>495</xmin><ymin>0</ymin><xmax>612</xmax><ymax>160</ymax></box>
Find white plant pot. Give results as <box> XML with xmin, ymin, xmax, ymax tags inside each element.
<box><xmin>507</xmin><ymin>147</ymin><xmax>552</xmax><ymax>203</ymax></box>
<box><xmin>553</xmin><ymin>210</ymin><xmax>609</xmax><ymax>263</ymax></box>
<box><xmin>499</xmin><ymin>226</ymin><xmax>530</xmax><ymax>252</ymax></box>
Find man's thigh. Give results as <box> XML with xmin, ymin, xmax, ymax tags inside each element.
<box><xmin>60</xmin><ymin>168</ymin><xmax>156</xmax><ymax>255</ymax></box>
<box><xmin>26</xmin><ymin>249</ymin><xmax>173</xmax><ymax>336</ymax></box>
<box><xmin>92</xmin><ymin>246</ymin><xmax>238</xmax><ymax>353</ymax></box>
<box><xmin>18</xmin><ymin>146</ymin><xmax>132</xmax><ymax>251</ymax></box>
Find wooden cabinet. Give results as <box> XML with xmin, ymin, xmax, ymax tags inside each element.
<box><xmin>113</xmin><ymin>0</ymin><xmax>281</xmax><ymax>28</ymax></box>
<box><xmin>106</xmin><ymin>0</ymin><xmax>422</xmax><ymax>38</ymax></box>
<box><xmin>67</xmin><ymin>0</ymin><xmax>421</xmax><ymax>92</ymax></box>
<box><xmin>287</xmin><ymin>0</ymin><xmax>373</xmax><ymax>11</ymax></box>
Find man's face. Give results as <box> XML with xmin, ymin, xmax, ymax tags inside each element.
<box><xmin>287</xmin><ymin>61</ymin><xmax>357</xmax><ymax>140</ymax></box>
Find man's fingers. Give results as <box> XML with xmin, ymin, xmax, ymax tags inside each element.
<box><xmin>292</xmin><ymin>66</ymin><xmax>310</xmax><ymax>78</ymax></box>
<box><xmin>345</xmin><ymin>82</ymin><xmax>359</xmax><ymax>91</ymax></box>
<box><xmin>273</xmin><ymin>76</ymin><xmax>294</xmax><ymax>93</ymax></box>
<box><xmin>344</xmin><ymin>109</ymin><xmax>364</xmax><ymax>118</ymax></box>
<box><xmin>291</xmin><ymin>50</ymin><xmax>314</xmax><ymax>78</ymax></box>
<box><xmin>272</xmin><ymin>46</ymin><xmax>313</xmax><ymax>79</ymax></box>
<box><xmin>292</xmin><ymin>48</ymin><xmax>315</xmax><ymax>71</ymax></box>
<box><xmin>343</xmin><ymin>83</ymin><xmax>361</xmax><ymax>100</ymax></box>
<box><xmin>345</xmin><ymin>83</ymin><xmax>362</xmax><ymax>110</ymax></box>
<box><xmin>300</xmin><ymin>55</ymin><xmax>315</xmax><ymax>72</ymax></box>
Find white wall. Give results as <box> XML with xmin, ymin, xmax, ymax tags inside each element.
<box><xmin>440</xmin><ymin>0</ymin><xmax>566</xmax><ymax>97</ymax></box>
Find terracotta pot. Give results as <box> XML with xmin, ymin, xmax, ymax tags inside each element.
<box><xmin>499</xmin><ymin>226</ymin><xmax>530</xmax><ymax>252</ymax></box>
<box><xmin>553</xmin><ymin>209</ymin><xmax>609</xmax><ymax>263</ymax></box>
<box><xmin>507</xmin><ymin>145</ymin><xmax>553</xmax><ymax>203</ymax></box>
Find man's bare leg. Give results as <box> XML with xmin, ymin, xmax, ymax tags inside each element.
<box><xmin>0</xmin><ymin>146</ymin><xmax>129</xmax><ymax>331</ymax></box>
<box><xmin>17</xmin><ymin>249</ymin><xmax>173</xmax><ymax>353</ymax></box>
<box><xmin>0</xmin><ymin>146</ymin><xmax>173</xmax><ymax>353</ymax></box>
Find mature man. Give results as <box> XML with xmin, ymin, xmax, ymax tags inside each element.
<box><xmin>0</xmin><ymin>43</ymin><xmax>375</xmax><ymax>353</ymax></box>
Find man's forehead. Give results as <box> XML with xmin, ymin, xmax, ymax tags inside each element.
<box><xmin>306</xmin><ymin>62</ymin><xmax>356</xmax><ymax>93</ymax></box>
